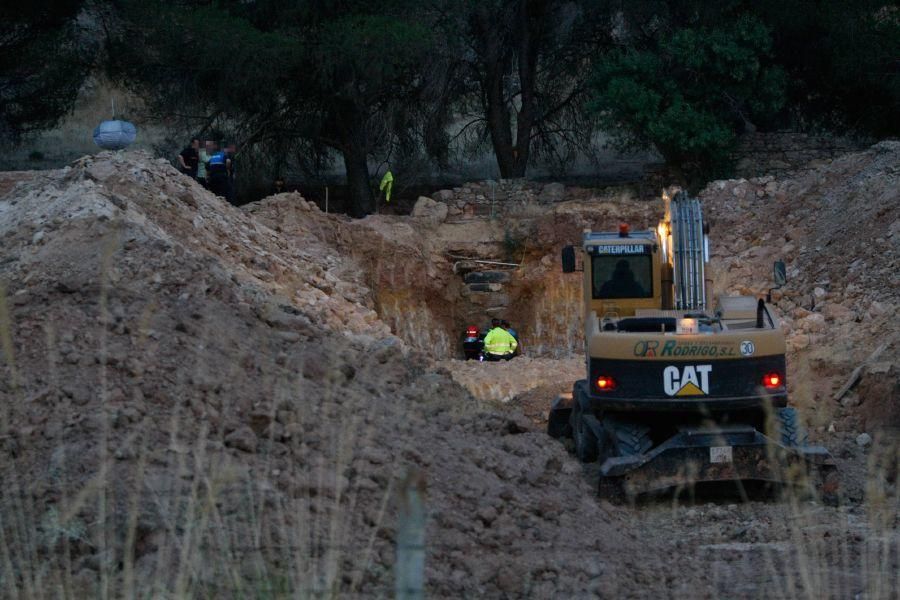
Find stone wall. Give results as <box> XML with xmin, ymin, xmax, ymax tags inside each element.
<box><xmin>423</xmin><ymin>179</ymin><xmax>614</xmax><ymax>220</ymax></box>
<box><xmin>731</xmin><ymin>131</ymin><xmax>865</xmax><ymax>178</ymax></box>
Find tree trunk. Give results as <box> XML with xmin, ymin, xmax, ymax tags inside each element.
<box><xmin>477</xmin><ymin>0</ymin><xmax>543</xmax><ymax>179</ymax></box>
<box><xmin>343</xmin><ymin>147</ymin><xmax>374</xmax><ymax>218</ymax></box>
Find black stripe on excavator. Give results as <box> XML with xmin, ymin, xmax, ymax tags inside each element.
<box><xmin>589</xmin><ymin>356</ymin><xmax>786</xmax><ymax>400</ymax></box>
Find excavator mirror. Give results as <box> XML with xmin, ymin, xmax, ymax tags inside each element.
<box><xmin>561</xmin><ymin>246</ymin><xmax>576</xmax><ymax>273</ymax></box>
<box><xmin>773</xmin><ymin>260</ymin><xmax>787</xmax><ymax>287</ymax></box>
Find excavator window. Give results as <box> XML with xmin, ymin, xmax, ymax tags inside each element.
<box><xmin>592</xmin><ymin>255</ymin><xmax>653</xmax><ymax>299</ymax></box>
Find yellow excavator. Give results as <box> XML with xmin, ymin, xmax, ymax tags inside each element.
<box><xmin>548</xmin><ymin>190</ymin><xmax>836</xmax><ymax>500</ymax></box>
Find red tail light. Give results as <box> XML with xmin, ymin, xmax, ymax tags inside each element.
<box><xmin>763</xmin><ymin>373</ymin><xmax>783</xmax><ymax>389</ymax></box>
<box><xmin>465</xmin><ymin>326</ymin><xmax>478</xmax><ymax>337</ymax></box>
<box><xmin>595</xmin><ymin>376</ymin><xmax>616</xmax><ymax>391</ymax></box>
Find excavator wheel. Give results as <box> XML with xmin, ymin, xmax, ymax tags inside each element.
<box><xmin>776</xmin><ymin>407</ymin><xmax>809</xmax><ymax>447</ymax></box>
<box><xmin>572</xmin><ymin>406</ymin><xmax>598</xmax><ymax>463</ymax></box>
<box><xmin>605</xmin><ymin>418</ymin><xmax>653</xmax><ymax>456</ymax></box>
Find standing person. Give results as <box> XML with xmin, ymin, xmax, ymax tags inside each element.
<box><xmin>196</xmin><ymin>139</ymin><xmax>211</xmax><ymax>188</ymax></box>
<box><xmin>273</xmin><ymin>177</ymin><xmax>286</xmax><ymax>194</ymax></box>
<box><xmin>224</xmin><ymin>142</ymin><xmax>238</xmax><ymax>205</ymax></box>
<box><xmin>483</xmin><ymin>318</ymin><xmax>518</xmax><ymax>361</ymax></box>
<box><xmin>206</xmin><ymin>142</ymin><xmax>231</xmax><ymax>199</ymax></box>
<box><xmin>177</xmin><ymin>138</ymin><xmax>200</xmax><ymax>179</ymax></box>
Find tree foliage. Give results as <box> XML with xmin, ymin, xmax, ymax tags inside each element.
<box><xmin>110</xmin><ymin>0</ymin><xmax>438</xmax><ymax>216</ymax></box>
<box><xmin>754</xmin><ymin>0</ymin><xmax>900</xmax><ymax>136</ymax></box>
<box><xmin>6</xmin><ymin>0</ymin><xmax>898</xmax><ymax>207</ymax></box>
<box><xmin>589</xmin><ymin>8</ymin><xmax>787</xmax><ymax>183</ymax></box>
<box><xmin>0</xmin><ymin>1</ymin><xmax>94</xmax><ymax>141</ymax></box>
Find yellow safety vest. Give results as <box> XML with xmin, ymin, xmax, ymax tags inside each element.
<box><xmin>379</xmin><ymin>171</ymin><xmax>394</xmax><ymax>202</ymax></box>
<box><xmin>483</xmin><ymin>327</ymin><xmax>518</xmax><ymax>356</ymax></box>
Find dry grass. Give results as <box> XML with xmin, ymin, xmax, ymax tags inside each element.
<box><xmin>659</xmin><ymin>380</ymin><xmax>899</xmax><ymax>599</ymax></box>
<box><xmin>0</xmin><ymin>268</ymin><xmax>896</xmax><ymax>598</ymax></box>
<box><xmin>0</xmin><ymin>270</ymin><xmax>438</xmax><ymax>599</ymax></box>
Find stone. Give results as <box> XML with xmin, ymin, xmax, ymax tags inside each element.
<box><xmin>463</xmin><ymin>271</ymin><xmax>511</xmax><ymax>284</ymax></box>
<box><xmin>411</xmin><ymin>196</ymin><xmax>448</xmax><ymax>223</ymax></box>
<box><xmin>469</xmin><ymin>292</ymin><xmax>510</xmax><ymax>307</ymax></box>
<box><xmin>539</xmin><ymin>182</ymin><xmax>565</xmax><ymax>202</ymax></box>
<box><xmin>434</xmin><ymin>189</ymin><xmax>455</xmax><ymax>202</ymax></box>
<box><xmin>466</xmin><ymin>282</ymin><xmax>503</xmax><ymax>293</ymax></box>
<box><xmin>789</xmin><ymin>333</ymin><xmax>810</xmax><ymax>350</ymax></box>
<box><xmin>802</xmin><ymin>313</ymin><xmax>826</xmax><ymax>333</ymax></box>
<box><xmin>32</xmin><ymin>230</ymin><xmax>45</xmax><ymax>245</ymax></box>
<box><xmin>822</xmin><ymin>303</ymin><xmax>853</xmax><ymax>321</ymax></box>
<box><xmin>855</xmin><ymin>433</ymin><xmax>872</xmax><ymax>448</ymax></box>
<box><xmin>225</xmin><ymin>426</ymin><xmax>258</xmax><ymax>453</ymax></box>
<box><xmin>840</xmin><ymin>395</ymin><xmax>860</xmax><ymax>409</ymax></box>
<box><xmin>477</xmin><ymin>505</ymin><xmax>498</xmax><ymax>526</ymax></box>
<box><xmin>867</xmin><ymin>301</ymin><xmax>888</xmax><ymax>318</ymax></box>
<box><xmin>12</xmin><ymin>290</ymin><xmax>29</xmax><ymax>306</ymax></box>
<box><xmin>86</xmin><ymin>161</ymin><xmax>118</xmax><ymax>182</ymax></box>
<box><xmin>867</xmin><ymin>362</ymin><xmax>893</xmax><ymax>375</ymax></box>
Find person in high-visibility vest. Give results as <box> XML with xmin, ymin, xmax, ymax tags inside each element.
<box><xmin>379</xmin><ymin>170</ymin><xmax>393</xmax><ymax>203</ymax></box>
<box><xmin>483</xmin><ymin>318</ymin><xmax>518</xmax><ymax>361</ymax></box>
<box><xmin>501</xmin><ymin>319</ymin><xmax>521</xmax><ymax>356</ymax></box>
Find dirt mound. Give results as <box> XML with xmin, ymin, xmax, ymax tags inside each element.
<box><xmin>700</xmin><ymin>141</ymin><xmax>900</xmax><ymax>437</ymax></box>
<box><xmin>0</xmin><ymin>151</ymin><xmax>639</xmax><ymax>596</ymax></box>
<box><xmin>246</xmin><ymin>198</ymin><xmax>464</xmax><ymax>358</ymax></box>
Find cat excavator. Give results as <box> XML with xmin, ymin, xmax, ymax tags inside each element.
<box><xmin>548</xmin><ymin>190</ymin><xmax>837</xmax><ymax>500</ymax></box>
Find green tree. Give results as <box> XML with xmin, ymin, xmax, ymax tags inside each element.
<box><xmin>754</xmin><ymin>0</ymin><xmax>900</xmax><ymax>137</ymax></box>
<box><xmin>0</xmin><ymin>1</ymin><xmax>93</xmax><ymax>141</ymax></box>
<box><xmin>111</xmin><ymin>0</ymin><xmax>436</xmax><ymax>217</ymax></box>
<box><xmin>589</xmin><ymin>7</ymin><xmax>786</xmax><ymax>184</ymax></box>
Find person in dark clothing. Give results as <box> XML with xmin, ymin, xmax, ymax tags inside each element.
<box><xmin>197</xmin><ymin>139</ymin><xmax>212</xmax><ymax>188</ymax></box>
<box><xmin>206</xmin><ymin>142</ymin><xmax>231</xmax><ymax>199</ymax></box>
<box><xmin>501</xmin><ymin>319</ymin><xmax>521</xmax><ymax>356</ymax></box>
<box><xmin>178</xmin><ymin>138</ymin><xmax>200</xmax><ymax>178</ymax></box>
<box><xmin>224</xmin><ymin>142</ymin><xmax>238</xmax><ymax>204</ymax></box>
<box><xmin>599</xmin><ymin>259</ymin><xmax>646</xmax><ymax>297</ymax></box>
<box><xmin>273</xmin><ymin>177</ymin><xmax>286</xmax><ymax>194</ymax></box>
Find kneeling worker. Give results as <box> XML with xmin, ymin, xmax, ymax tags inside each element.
<box><xmin>483</xmin><ymin>318</ymin><xmax>518</xmax><ymax>361</ymax></box>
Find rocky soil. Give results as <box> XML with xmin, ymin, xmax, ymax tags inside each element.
<box><xmin>0</xmin><ymin>144</ymin><xmax>897</xmax><ymax>598</ymax></box>
<box><xmin>0</xmin><ymin>152</ymin><xmax>633</xmax><ymax>597</ymax></box>
<box><xmin>701</xmin><ymin>141</ymin><xmax>900</xmax><ymax>439</ymax></box>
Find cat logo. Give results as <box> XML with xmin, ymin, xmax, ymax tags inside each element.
<box><xmin>663</xmin><ymin>365</ymin><xmax>712</xmax><ymax>396</ymax></box>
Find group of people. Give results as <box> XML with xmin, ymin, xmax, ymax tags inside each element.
<box><xmin>483</xmin><ymin>318</ymin><xmax>520</xmax><ymax>361</ymax></box>
<box><xmin>178</xmin><ymin>138</ymin><xmax>238</xmax><ymax>204</ymax></box>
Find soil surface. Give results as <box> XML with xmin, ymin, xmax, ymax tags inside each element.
<box><xmin>0</xmin><ymin>146</ymin><xmax>897</xmax><ymax>598</ymax></box>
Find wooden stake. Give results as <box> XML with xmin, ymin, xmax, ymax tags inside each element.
<box><xmin>395</xmin><ymin>469</ymin><xmax>426</xmax><ymax>600</ymax></box>
<box><xmin>832</xmin><ymin>342</ymin><xmax>888</xmax><ymax>401</ymax></box>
